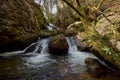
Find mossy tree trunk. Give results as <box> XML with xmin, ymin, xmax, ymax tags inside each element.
<box><xmin>62</xmin><ymin>0</ymin><xmax>120</xmax><ymax>69</ymax></box>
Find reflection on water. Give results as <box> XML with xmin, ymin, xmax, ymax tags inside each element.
<box><xmin>0</xmin><ymin>38</ymin><xmax>120</xmax><ymax>80</ymax></box>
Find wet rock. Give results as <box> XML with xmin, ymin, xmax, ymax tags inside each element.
<box><xmin>74</xmin><ymin>36</ymin><xmax>88</xmax><ymax>51</ymax></box>
<box><xmin>116</xmin><ymin>41</ymin><xmax>120</xmax><ymax>52</ymax></box>
<box><xmin>85</xmin><ymin>58</ymin><xmax>107</xmax><ymax>77</ymax></box>
<box><xmin>48</xmin><ymin>34</ymin><xmax>68</xmax><ymax>55</ymax></box>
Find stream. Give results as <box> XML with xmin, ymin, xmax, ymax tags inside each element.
<box><xmin>0</xmin><ymin>37</ymin><xmax>120</xmax><ymax>80</ymax></box>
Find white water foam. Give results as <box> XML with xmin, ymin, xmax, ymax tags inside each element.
<box><xmin>66</xmin><ymin>37</ymin><xmax>97</xmax><ymax>66</ymax></box>
<box><xmin>47</xmin><ymin>23</ymin><xmax>53</xmax><ymax>30</ymax></box>
<box><xmin>26</xmin><ymin>38</ymin><xmax>54</xmax><ymax>68</ymax></box>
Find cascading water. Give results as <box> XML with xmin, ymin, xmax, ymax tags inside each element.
<box><xmin>28</xmin><ymin>38</ymin><xmax>49</xmax><ymax>54</ymax></box>
<box><xmin>0</xmin><ymin>38</ymin><xmax>49</xmax><ymax>57</ymax></box>
<box><xmin>66</xmin><ymin>37</ymin><xmax>97</xmax><ymax>66</ymax></box>
<box><xmin>66</xmin><ymin>37</ymin><xmax>110</xmax><ymax>71</ymax></box>
<box><xmin>0</xmin><ymin>37</ymin><xmax>98</xmax><ymax>66</ymax></box>
<box><xmin>47</xmin><ymin>23</ymin><xmax>53</xmax><ymax>30</ymax></box>
<box><xmin>0</xmin><ymin>38</ymin><xmax>43</xmax><ymax>57</ymax></box>
<box><xmin>66</xmin><ymin>37</ymin><xmax>78</xmax><ymax>52</ymax></box>
<box><xmin>26</xmin><ymin>38</ymin><xmax>54</xmax><ymax>68</ymax></box>
<box><xmin>0</xmin><ymin>37</ymin><xmax>118</xmax><ymax>80</ymax></box>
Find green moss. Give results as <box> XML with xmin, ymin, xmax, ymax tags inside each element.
<box><xmin>32</xmin><ymin>3</ymin><xmax>47</xmax><ymax>29</ymax></box>
<box><xmin>77</xmin><ymin>24</ymin><xmax>120</xmax><ymax>69</ymax></box>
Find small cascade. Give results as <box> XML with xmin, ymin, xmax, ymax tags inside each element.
<box><xmin>0</xmin><ymin>38</ymin><xmax>49</xmax><ymax>57</ymax></box>
<box><xmin>66</xmin><ymin>37</ymin><xmax>78</xmax><ymax>52</ymax></box>
<box><xmin>32</xmin><ymin>39</ymin><xmax>41</xmax><ymax>53</ymax></box>
<box><xmin>31</xmin><ymin>38</ymin><xmax>49</xmax><ymax>53</ymax></box>
<box><xmin>47</xmin><ymin>23</ymin><xmax>53</xmax><ymax>30</ymax></box>
<box><xmin>40</xmin><ymin>39</ymin><xmax>49</xmax><ymax>54</ymax></box>
<box><xmin>0</xmin><ymin>36</ymin><xmax>116</xmax><ymax>80</ymax></box>
<box><xmin>66</xmin><ymin>37</ymin><xmax>98</xmax><ymax>66</ymax></box>
<box><xmin>23</xmin><ymin>38</ymin><xmax>49</xmax><ymax>56</ymax></box>
<box><xmin>26</xmin><ymin>38</ymin><xmax>53</xmax><ymax>67</ymax></box>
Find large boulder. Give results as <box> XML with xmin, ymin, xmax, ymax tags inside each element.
<box><xmin>0</xmin><ymin>0</ymin><xmax>47</xmax><ymax>52</ymax></box>
<box><xmin>74</xmin><ymin>36</ymin><xmax>89</xmax><ymax>51</ymax></box>
<box><xmin>85</xmin><ymin>58</ymin><xmax>108</xmax><ymax>77</ymax></box>
<box><xmin>48</xmin><ymin>35</ymin><xmax>69</xmax><ymax>55</ymax></box>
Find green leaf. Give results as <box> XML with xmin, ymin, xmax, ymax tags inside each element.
<box><xmin>102</xmin><ymin>47</ymin><xmax>110</xmax><ymax>52</ymax></box>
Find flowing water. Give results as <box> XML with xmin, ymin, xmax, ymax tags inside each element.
<box><xmin>47</xmin><ymin>23</ymin><xmax>54</xmax><ymax>30</ymax></box>
<box><xmin>0</xmin><ymin>37</ymin><xmax>120</xmax><ymax>80</ymax></box>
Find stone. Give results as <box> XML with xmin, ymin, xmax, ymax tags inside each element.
<box><xmin>85</xmin><ymin>58</ymin><xmax>108</xmax><ymax>77</ymax></box>
<box><xmin>48</xmin><ymin>34</ymin><xmax>68</xmax><ymax>55</ymax></box>
<box><xmin>0</xmin><ymin>0</ymin><xmax>47</xmax><ymax>52</ymax></box>
<box><xmin>74</xmin><ymin>35</ymin><xmax>88</xmax><ymax>51</ymax></box>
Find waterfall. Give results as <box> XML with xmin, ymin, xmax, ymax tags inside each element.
<box><xmin>22</xmin><ymin>38</ymin><xmax>49</xmax><ymax>57</ymax></box>
<box><xmin>47</xmin><ymin>23</ymin><xmax>53</xmax><ymax>30</ymax></box>
<box><xmin>32</xmin><ymin>38</ymin><xmax>49</xmax><ymax>53</ymax></box>
<box><xmin>0</xmin><ymin>38</ymin><xmax>49</xmax><ymax>57</ymax></box>
<box><xmin>26</xmin><ymin>38</ymin><xmax>53</xmax><ymax>67</ymax></box>
<box><xmin>66</xmin><ymin>37</ymin><xmax>98</xmax><ymax>66</ymax></box>
<box><xmin>66</xmin><ymin>37</ymin><xmax>78</xmax><ymax>52</ymax></box>
<box><xmin>0</xmin><ymin>36</ymin><xmax>110</xmax><ymax>72</ymax></box>
<box><xmin>66</xmin><ymin>37</ymin><xmax>110</xmax><ymax>70</ymax></box>
<box><xmin>38</xmin><ymin>38</ymin><xmax>49</xmax><ymax>54</ymax></box>
<box><xmin>32</xmin><ymin>38</ymin><xmax>41</xmax><ymax>53</ymax></box>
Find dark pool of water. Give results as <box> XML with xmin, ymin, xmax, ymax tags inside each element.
<box><xmin>0</xmin><ymin>51</ymin><xmax>120</xmax><ymax>80</ymax></box>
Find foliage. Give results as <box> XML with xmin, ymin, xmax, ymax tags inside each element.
<box><xmin>102</xmin><ymin>47</ymin><xmax>111</xmax><ymax>55</ymax></box>
<box><xmin>37</xmin><ymin>0</ymin><xmax>80</xmax><ymax>29</ymax></box>
<box><xmin>62</xmin><ymin>0</ymin><xmax>120</xmax><ymax>69</ymax></box>
<box><xmin>37</xmin><ymin>0</ymin><xmax>57</xmax><ymax>24</ymax></box>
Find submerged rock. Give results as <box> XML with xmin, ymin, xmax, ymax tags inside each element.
<box><xmin>85</xmin><ymin>58</ymin><xmax>108</xmax><ymax>77</ymax></box>
<box><xmin>48</xmin><ymin>34</ymin><xmax>68</xmax><ymax>55</ymax></box>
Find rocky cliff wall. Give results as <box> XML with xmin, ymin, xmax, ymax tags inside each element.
<box><xmin>0</xmin><ymin>0</ymin><xmax>47</xmax><ymax>52</ymax></box>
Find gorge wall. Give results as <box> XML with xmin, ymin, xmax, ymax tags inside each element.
<box><xmin>0</xmin><ymin>0</ymin><xmax>47</xmax><ymax>52</ymax></box>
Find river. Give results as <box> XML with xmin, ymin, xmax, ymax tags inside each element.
<box><xmin>0</xmin><ymin>37</ymin><xmax>120</xmax><ymax>80</ymax></box>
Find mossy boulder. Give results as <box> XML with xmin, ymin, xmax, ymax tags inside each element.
<box><xmin>0</xmin><ymin>0</ymin><xmax>47</xmax><ymax>52</ymax></box>
<box><xmin>85</xmin><ymin>58</ymin><xmax>108</xmax><ymax>77</ymax></box>
<box><xmin>48</xmin><ymin>34</ymin><xmax>68</xmax><ymax>55</ymax></box>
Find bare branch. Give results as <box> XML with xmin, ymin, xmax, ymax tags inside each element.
<box><xmin>97</xmin><ymin>0</ymin><xmax>105</xmax><ymax>9</ymax></box>
<box><xmin>93</xmin><ymin>6</ymin><xmax>114</xmax><ymax>25</ymax></box>
<box><xmin>62</xmin><ymin>0</ymin><xmax>85</xmax><ymax>18</ymax></box>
